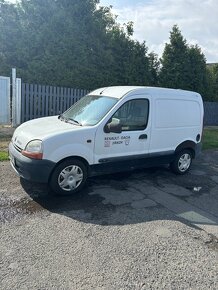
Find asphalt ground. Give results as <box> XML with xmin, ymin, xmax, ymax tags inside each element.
<box><xmin>0</xmin><ymin>150</ymin><xmax>218</xmax><ymax>289</ymax></box>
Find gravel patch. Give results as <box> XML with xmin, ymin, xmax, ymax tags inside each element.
<box><xmin>1</xmin><ymin>215</ymin><xmax>218</xmax><ymax>290</ymax></box>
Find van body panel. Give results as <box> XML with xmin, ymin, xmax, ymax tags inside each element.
<box><xmin>89</xmin><ymin>86</ymin><xmax>146</xmax><ymax>99</ymax></box>
<box><xmin>43</xmin><ymin>125</ymin><xmax>97</xmax><ymax>164</ymax></box>
<box><xmin>44</xmin><ymin>142</ymin><xmax>95</xmax><ymax>165</ymax></box>
<box><xmin>149</xmin><ymin>93</ymin><xmax>203</xmax><ymax>154</ymax></box>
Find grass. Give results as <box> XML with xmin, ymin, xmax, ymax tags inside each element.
<box><xmin>0</xmin><ymin>137</ymin><xmax>11</xmax><ymax>161</ymax></box>
<box><xmin>0</xmin><ymin>128</ymin><xmax>217</xmax><ymax>162</ymax></box>
<box><xmin>202</xmin><ymin>128</ymin><xmax>218</xmax><ymax>150</ymax></box>
<box><xmin>0</xmin><ymin>151</ymin><xmax>9</xmax><ymax>161</ymax></box>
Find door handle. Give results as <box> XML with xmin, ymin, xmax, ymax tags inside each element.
<box><xmin>139</xmin><ymin>134</ymin><xmax>147</xmax><ymax>140</ymax></box>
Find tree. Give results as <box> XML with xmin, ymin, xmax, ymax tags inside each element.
<box><xmin>0</xmin><ymin>0</ymin><xmax>158</xmax><ymax>89</ymax></box>
<box><xmin>206</xmin><ymin>64</ymin><xmax>218</xmax><ymax>101</ymax></box>
<box><xmin>186</xmin><ymin>44</ymin><xmax>207</xmax><ymax>96</ymax></box>
<box><xmin>159</xmin><ymin>25</ymin><xmax>190</xmax><ymax>89</ymax></box>
<box><xmin>148</xmin><ymin>52</ymin><xmax>160</xmax><ymax>86</ymax></box>
<box><xmin>159</xmin><ymin>25</ymin><xmax>208</xmax><ymax>98</ymax></box>
<box><xmin>0</xmin><ymin>0</ymin><xmax>23</xmax><ymax>75</ymax></box>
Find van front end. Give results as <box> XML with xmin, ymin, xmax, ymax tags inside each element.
<box><xmin>9</xmin><ymin>140</ymin><xmax>55</xmax><ymax>183</ymax></box>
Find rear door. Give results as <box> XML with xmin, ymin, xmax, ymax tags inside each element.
<box><xmin>94</xmin><ymin>96</ymin><xmax>151</xmax><ymax>163</ymax></box>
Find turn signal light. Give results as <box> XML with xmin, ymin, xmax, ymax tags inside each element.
<box><xmin>22</xmin><ymin>151</ymin><xmax>43</xmax><ymax>160</ymax></box>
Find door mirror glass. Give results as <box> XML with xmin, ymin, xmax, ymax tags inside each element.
<box><xmin>104</xmin><ymin>118</ymin><xmax>122</xmax><ymax>133</ymax></box>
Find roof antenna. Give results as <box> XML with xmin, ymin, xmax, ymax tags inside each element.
<box><xmin>100</xmin><ymin>87</ymin><xmax>108</xmax><ymax>95</ymax></box>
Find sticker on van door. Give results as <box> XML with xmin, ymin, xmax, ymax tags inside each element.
<box><xmin>104</xmin><ymin>136</ymin><xmax>130</xmax><ymax>147</ymax></box>
<box><xmin>104</xmin><ymin>140</ymin><xmax>111</xmax><ymax>147</ymax></box>
<box><xmin>121</xmin><ymin>136</ymin><xmax>130</xmax><ymax>146</ymax></box>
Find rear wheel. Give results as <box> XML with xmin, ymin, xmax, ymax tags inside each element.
<box><xmin>170</xmin><ymin>149</ymin><xmax>193</xmax><ymax>175</ymax></box>
<box><xmin>49</xmin><ymin>158</ymin><xmax>88</xmax><ymax>195</ymax></box>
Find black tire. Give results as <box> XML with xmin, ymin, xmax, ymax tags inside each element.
<box><xmin>49</xmin><ymin>158</ymin><xmax>88</xmax><ymax>195</ymax></box>
<box><xmin>170</xmin><ymin>149</ymin><xmax>193</xmax><ymax>175</ymax></box>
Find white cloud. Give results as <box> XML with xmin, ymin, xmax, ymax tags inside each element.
<box><xmin>108</xmin><ymin>0</ymin><xmax>218</xmax><ymax>62</ymax></box>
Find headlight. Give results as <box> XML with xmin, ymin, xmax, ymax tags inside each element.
<box><xmin>22</xmin><ymin>140</ymin><xmax>43</xmax><ymax>159</ymax></box>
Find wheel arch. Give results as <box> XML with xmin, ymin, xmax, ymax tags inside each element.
<box><xmin>175</xmin><ymin>140</ymin><xmax>197</xmax><ymax>158</ymax></box>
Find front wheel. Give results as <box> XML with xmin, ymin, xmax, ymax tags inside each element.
<box><xmin>49</xmin><ymin>158</ymin><xmax>88</xmax><ymax>195</ymax></box>
<box><xmin>170</xmin><ymin>150</ymin><xmax>193</xmax><ymax>175</ymax></box>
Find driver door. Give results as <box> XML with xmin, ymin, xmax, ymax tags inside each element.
<box><xmin>94</xmin><ymin>97</ymin><xmax>151</xmax><ymax>164</ymax></box>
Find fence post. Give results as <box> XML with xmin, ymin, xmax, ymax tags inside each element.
<box><xmin>16</xmin><ymin>78</ymin><xmax>22</xmax><ymax>125</ymax></box>
<box><xmin>12</xmin><ymin>68</ymin><xmax>16</xmax><ymax>127</ymax></box>
<box><xmin>11</xmin><ymin>68</ymin><xmax>22</xmax><ymax>127</ymax></box>
<box><xmin>0</xmin><ymin>76</ymin><xmax>10</xmax><ymax>124</ymax></box>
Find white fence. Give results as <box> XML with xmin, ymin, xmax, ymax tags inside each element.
<box><xmin>0</xmin><ymin>69</ymin><xmax>88</xmax><ymax>126</ymax></box>
<box><xmin>21</xmin><ymin>83</ymin><xmax>89</xmax><ymax>122</ymax></box>
<box><xmin>0</xmin><ymin>69</ymin><xmax>21</xmax><ymax>126</ymax></box>
<box><xmin>0</xmin><ymin>76</ymin><xmax>10</xmax><ymax>124</ymax></box>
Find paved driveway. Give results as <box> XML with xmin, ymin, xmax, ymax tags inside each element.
<box><xmin>0</xmin><ymin>150</ymin><xmax>218</xmax><ymax>289</ymax></box>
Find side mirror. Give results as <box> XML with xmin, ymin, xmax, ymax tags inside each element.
<box><xmin>104</xmin><ymin>122</ymin><xmax>122</xmax><ymax>134</ymax></box>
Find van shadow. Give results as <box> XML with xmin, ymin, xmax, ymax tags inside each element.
<box><xmin>20</xmin><ymin>165</ymin><xmax>216</xmax><ymax>229</ymax></box>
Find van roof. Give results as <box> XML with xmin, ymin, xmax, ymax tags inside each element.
<box><xmin>89</xmin><ymin>86</ymin><xmax>200</xmax><ymax>99</ymax></box>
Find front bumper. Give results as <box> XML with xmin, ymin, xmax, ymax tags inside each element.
<box><xmin>9</xmin><ymin>142</ymin><xmax>55</xmax><ymax>183</ymax></box>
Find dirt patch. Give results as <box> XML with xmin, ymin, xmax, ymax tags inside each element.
<box><xmin>0</xmin><ymin>125</ymin><xmax>15</xmax><ymax>137</ymax></box>
<box><xmin>0</xmin><ymin>139</ymin><xmax>10</xmax><ymax>151</ymax></box>
<box><xmin>0</xmin><ymin>195</ymin><xmax>44</xmax><ymax>223</ymax></box>
<box><xmin>0</xmin><ymin>126</ymin><xmax>14</xmax><ymax>151</ymax></box>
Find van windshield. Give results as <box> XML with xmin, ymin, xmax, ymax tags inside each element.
<box><xmin>61</xmin><ymin>95</ymin><xmax>118</xmax><ymax>126</ymax></box>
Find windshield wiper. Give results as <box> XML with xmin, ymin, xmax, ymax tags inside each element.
<box><xmin>58</xmin><ymin>114</ymin><xmax>65</xmax><ymax>121</ymax></box>
<box><xmin>68</xmin><ymin>118</ymin><xmax>82</xmax><ymax>126</ymax></box>
<box><xmin>58</xmin><ymin>114</ymin><xmax>82</xmax><ymax>126</ymax></box>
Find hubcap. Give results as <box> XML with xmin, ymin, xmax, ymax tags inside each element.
<box><xmin>58</xmin><ymin>165</ymin><xmax>83</xmax><ymax>191</ymax></box>
<box><xmin>178</xmin><ymin>153</ymin><xmax>191</xmax><ymax>172</ymax></box>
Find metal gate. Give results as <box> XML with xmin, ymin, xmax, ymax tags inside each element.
<box><xmin>0</xmin><ymin>76</ymin><xmax>10</xmax><ymax>124</ymax></box>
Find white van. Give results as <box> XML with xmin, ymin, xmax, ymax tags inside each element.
<box><xmin>9</xmin><ymin>86</ymin><xmax>204</xmax><ymax>195</ymax></box>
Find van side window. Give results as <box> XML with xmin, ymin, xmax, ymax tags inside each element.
<box><xmin>112</xmin><ymin>99</ymin><xmax>149</xmax><ymax>131</ymax></box>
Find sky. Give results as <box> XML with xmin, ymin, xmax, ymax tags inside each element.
<box><xmin>99</xmin><ymin>0</ymin><xmax>218</xmax><ymax>63</ymax></box>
